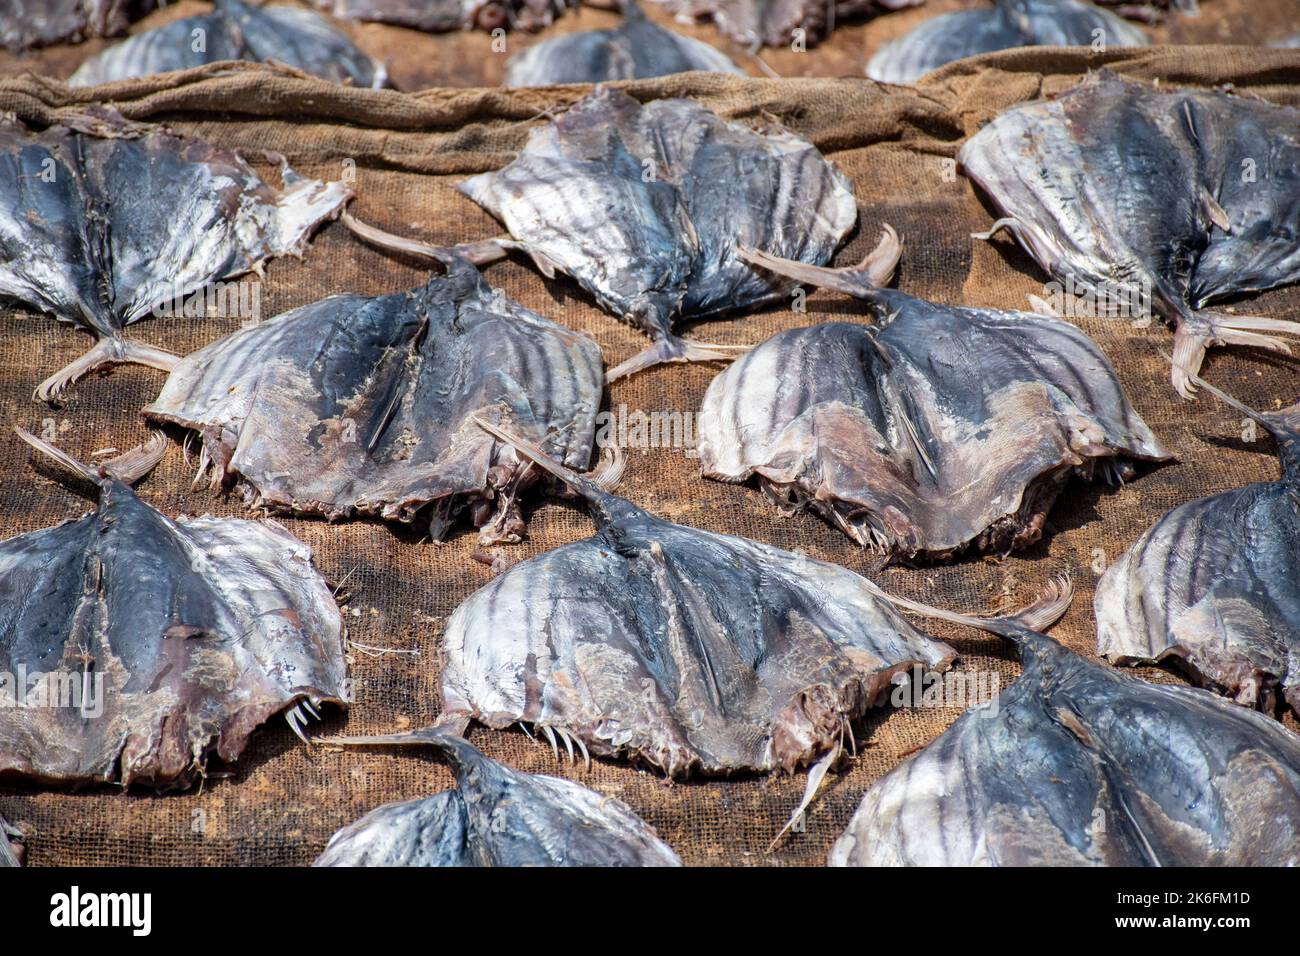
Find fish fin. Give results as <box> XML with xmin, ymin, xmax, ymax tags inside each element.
<box><xmin>34</xmin><ymin>337</ymin><xmax>179</xmax><ymax>404</ymax></box>
<box><xmin>769</xmin><ymin>744</ymin><xmax>838</xmax><ymax>852</ymax></box>
<box><xmin>342</xmin><ymin>211</ymin><xmax>515</xmax><ymax>267</ymax></box>
<box><xmin>100</xmin><ymin>432</ymin><xmax>168</xmax><ymax>485</ymax></box>
<box><xmin>1200</xmin><ymin>188</ymin><xmax>1231</xmax><ymax>233</ymax></box>
<box><xmin>1172</xmin><ymin>312</ymin><xmax>1300</xmax><ymax>398</ymax></box>
<box><xmin>1160</xmin><ymin>347</ymin><xmax>1300</xmax><ymax>441</ymax></box>
<box><xmin>605</xmin><ymin>335</ymin><xmax>748</xmax><ymax>383</ymax></box>
<box><xmin>870</xmin><ymin>573</ymin><xmax>1074</xmax><ymax>646</ymax></box>
<box><xmin>970</xmin><ymin>217</ymin><xmax>1023</xmax><ymax>243</ymax></box>
<box><xmin>1025</xmin><ymin>293</ymin><xmax>1059</xmax><ymax>317</ymax></box>
<box><xmin>14</xmin><ymin>427</ymin><xmax>99</xmax><ymax>484</ymax></box>
<box><xmin>472</xmin><ymin>415</ymin><xmax>607</xmax><ymax>504</ymax></box>
<box><xmin>738</xmin><ymin>223</ymin><xmax>900</xmax><ymax>296</ymax></box>
<box><xmin>590</xmin><ymin>442</ymin><xmax>626</xmax><ymax>491</ymax></box>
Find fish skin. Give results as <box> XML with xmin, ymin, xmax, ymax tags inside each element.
<box><xmin>867</xmin><ymin>0</ymin><xmax>1147</xmax><ymax>86</ymax></box>
<box><xmin>504</xmin><ymin>0</ymin><xmax>742</xmax><ymax>86</ymax></box>
<box><xmin>1096</xmin><ymin>387</ymin><xmax>1300</xmax><ymax>717</ymax></box>
<box><xmin>70</xmin><ymin>0</ymin><xmax>388</xmax><ymax>88</ymax></box>
<box><xmin>0</xmin><ymin>0</ymin><xmax>151</xmax><ymax>51</ymax></box>
<box><xmin>0</xmin><ymin>433</ymin><xmax>348</xmax><ymax>789</ymax></box>
<box><xmin>701</xmin><ymin>242</ymin><xmax>1168</xmax><ymax>559</ymax></box>
<box><xmin>830</xmin><ymin>582</ymin><xmax>1300</xmax><ymax>867</ymax></box>
<box><xmin>0</xmin><ymin>814</ymin><xmax>19</xmax><ymax>867</ymax></box>
<box><xmin>314</xmin><ymin>0</ymin><xmax>574</xmax><ymax>32</ymax></box>
<box><xmin>315</xmin><ymin>731</ymin><xmax>681</xmax><ymax>866</ymax></box>
<box><xmin>0</xmin><ymin>107</ymin><xmax>350</xmax><ymax>401</ymax></box>
<box><xmin>143</xmin><ymin>259</ymin><xmax>604</xmax><ymax>545</ymax></box>
<box><xmin>651</xmin><ymin>0</ymin><xmax>920</xmax><ymax>49</ymax></box>
<box><xmin>439</xmin><ymin>422</ymin><xmax>955</xmax><ymax>779</ymax></box>
<box><xmin>960</xmin><ymin>71</ymin><xmax>1300</xmax><ymax>397</ymax></box>
<box><xmin>460</xmin><ymin>86</ymin><xmax>856</xmax><ymax>374</ymax></box>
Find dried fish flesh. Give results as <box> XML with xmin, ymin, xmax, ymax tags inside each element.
<box><xmin>653</xmin><ymin>0</ymin><xmax>920</xmax><ymax>49</ymax></box>
<box><xmin>830</xmin><ymin>577</ymin><xmax>1300</xmax><ymax>866</ymax></box>
<box><xmin>504</xmin><ymin>0</ymin><xmax>742</xmax><ymax>86</ymax></box>
<box><xmin>314</xmin><ymin>0</ymin><xmax>572</xmax><ymax>32</ymax></box>
<box><xmin>0</xmin><ymin>108</ymin><xmax>350</xmax><ymax>402</ymax></box>
<box><xmin>430</xmin><ymin>418</ymin><xmax>954</xmax><ymax>792</ymax></box>
<box><xmin>867</xmin><ymin>0</ymin><xmax>1147</xmax><ymax>85</ymax></box>
<box><xmin>143</xmin><ymin>258</ymin><xmax>603</xmax><ymax>545</ymax></box>
<box><xmin>0</xmin><ymin>0</ymin><xmax>153</xmax><ymax>51</ymax></box>
<box><xmin>316</xmin><ymin>729</ymin><xmax>681</xmax><ymax>866</ymax></box>
<box><xmin>0</xmin><ymin>815</ymin><xmax>19</xmax><ymax>867</ymax></box>
<box><xmin>70</xmin><ymin>0</ymin><xmax>388</xmax><ymax>88</ymax></box>
<box><xmin>455</xmin><ymin>86</ymin><xmax>857</xmax><ymax>380</ymax></box>
<box><xmin>699</xmin><ymin>231</ymin><xmax>1168</xmax><ymax>560</ymax></box>
<box><xmin>960</xmin><ymin>71</ymin><xmax>1300</xmax><ymax>397</ymax></box>
<box><xmin>0</xmin><ymin>430</ymin><xmax>347</xmax><ymax>788</ymax></box>
<box><xmin>1096</xmin><ymin>370</ymin><xmax>1300</xmax><ymax>716</ymax></box>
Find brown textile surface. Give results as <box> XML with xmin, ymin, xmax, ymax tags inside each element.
<box><xmin>1</xmin><ymin>42</ymin><xmax>1299</xmax><ymax>866</ymax></box>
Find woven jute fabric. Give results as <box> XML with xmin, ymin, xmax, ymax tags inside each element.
<box><xmin>0</xmin><ymin>39</ymin><xmax>1298</xmax><ymax>866</ymax></box>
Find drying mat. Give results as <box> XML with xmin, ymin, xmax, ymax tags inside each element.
<box><xmin>0</xmin><ymin>0</ymin><xmax>1297</xmax><ymax>90</ymax></box>
<box><xmin>0</xmin><ymin>43</ymin><xmax>1299</xmax><ymax>866</ymax></box>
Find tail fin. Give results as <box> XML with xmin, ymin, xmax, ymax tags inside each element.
<box><xmin>320</xmin><ymin>719</ymin><xmax>485</xmax><ymax>779</ymax></box>
<box><xmin>15</xmin><ymin>428</ymin><xmax>167</xmax><ymax>487</ymax></box>
<box><xmin>874</xmin><ymin>573</ymin><xmax>1074</xmax><ymax>646</ymax></box>
<box><xmin>738</xmin><ymin>224</ymin><xmax>900</xmax><ymax>298</ymax></box>
<box><xmin>473</xmin><ymin>416</ymin><xmax>613</xmax><ymax>502</ymax></box>
<box><xmin>1162</xmin><ymin>349</ymin><xmax>1300</xmax><ymax>441</ymax></box>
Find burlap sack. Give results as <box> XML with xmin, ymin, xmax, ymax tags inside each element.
<box><xmin>0</xmin><ymin>40</ymin><xmax>1298</xmax><ymax>866</ymax></box>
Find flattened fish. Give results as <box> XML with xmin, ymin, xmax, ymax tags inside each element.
<box><xmin>452</xmin><ymin>86</ymin><xmax>857</xmax><ymax>380</ymax></box>
<box><xmin>1096</xmin><ymin>370</ymin><xmax>1300</xmax><ymax>716</ymax></box>
<box><xmin>70</xmin><ymin>0</ymin><xmax>388</xmax><ymax>88</ymax></box>
<box><xmin>144</xmin><ymin>258</ymin><xmax>603</xmax><ymax>545</ymax></box>
<box><xmin>699</xmin><ymin>232</ymin><xmax>1168</xmax><ymax>560</ymax></box>
<box><xmin>0</xmin><ymin>430</ymin><xmax>347</xmax><ymax>788</ymax></box>
<box><xmin>960</xmin><ymin>71</ymin><xmax>1300</xmax><ymax>397</ymax></box>
<box><xmin>0</xmin><ymin>108</ymin><xmax>350</xmax><ymax>402</ymax></box>
<box><xmin>314</xmin><ymin>0</ymin><xmax>572</xmax><ymax>32</ymax></box>
<box><xmin>0</xmin><ymin>0</ymin><xmax>152</xmax><ymax>51</ymax></box>
<box><xmin>830</xmin><ymin>577</ymin><xmax>1300</xmax><ymax>866</ymax></box>
<box><xmin>0</xmin><ymin>814</ymin><xmax>19</xmax><ymax>867</ymax></box>
<box><xmin>504</xmin><ymin>0</ymin><xmax>742</xmax><ymax>87</ymax></box>
<box><xmin>652</xmin><ymin>0</ymin><xmax>920</xmax><ymax>49</ymax></box>
<box><xmin>316</xmin><ymin>729</ymin><xmax>681</xmax><ymax>866</ymax></box>
<box><xmin>867</xmin><ymin>0</ymin><xmax>1147</xmax><ymax>85</ymax></box>
<box><xmin>431</xmin><ymin>419</ymin><xmax>954</xmax><ymax>790</ymax></box>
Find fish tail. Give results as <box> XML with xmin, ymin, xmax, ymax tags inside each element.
<box><xmin>471</xmin><ymin>415</ymin><xmax>617</xmax><ymax>511</ymax></box>
<box><xmin>1172</xmin><ymin>311</ymin><xmax>1300</xmax><ymax>399</ymax></box>
<box><xmin>738</xmin><ymin>223</ymin><xmax>901</xmax><ymax>298</ymax></box>
<box><xmin>1162</xmin><ymin>345</ymin><xmax>1300</xmax><ymax>446</ymax></box>
<box><xmin>604</xmin><ymin>335</ymin><xmax>748</xmax><ymax>383</ymax></box>
<box><xmin>33</xmin><ymin>336</ymin><xmax>179</xmax><ymax>404</ymax></box>
<box><xmin>870</xmin><ymin>573</ymin><xmax>1073</xmax><ymax>646</ymax></box>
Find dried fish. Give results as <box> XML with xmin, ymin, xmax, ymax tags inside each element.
<box><xmin>70</xmin><ymin>0</ymin><xmax>388</xmax><ymax>88</ymax></box>
<box><xmin>830</xmin><ymin>577</ymin><xmax>1300</xmax><ymax>866</ymax></box>
<box><xmin>0</xmin><ymin>430</ymin><xmax>347</xmax><ymax>788</ymax></box>
<box><xmin>430</xmin><ymin>418</ymin><xmax>954</xmax><ymax>793</ymax></box>
<box><xmin>504</xmin><ymin>0</ymin><xmax>742</xmax><ymax>86</ymax></box>
<box><xmin>316</xmin><ymin>729</ymin><xmax>681</xmax><ymax>866</ymax></box>
<box><xmin>699</xmin><ymin>231</ymin><xmax>1168</xmax><ymax>559</ymax></box>
<box><xmin>652</xmin><ymin>0</ymin><xmax>920</xmax><ymax>49</ymax></box>
<box><xmin>0</xmin><ymin>108</ymin><xmax>350</xmax><ymax>402</ymax></box>
<box><xmin>0</xmin><ymin>814</ymin><xmax>19</xmax><ymax>867</ymax></box>
<box><xmin>0</xmin><ymin>0</ymin><xmax>152</xmax><ymax>51</ymax></box>
<box><xmin>451</xmin><ymin>86</ymin><xmax>857</xmax><ymax>380</ymax></box>
<box><xmin>143</xmin><ymin>258</ymin><xmax>604</xmax><ymax>545</ymax></box>
<box><xmin>961</xmin><ymin>71</ymin><xmax>1300</xmax><ymax>397</ymax></box>
<box><xmin>1096</xmin><ymin>369</ymin><xmax>1300</xmax><ymax>716</ymax></box>
<box><xmin>314</xmin><ymin>0</ymin><xmax>572</xmax><ymax>32</ymax></box>
<box><xmin>867</xmin><ymin>0</ymin><xmax>1147</xmax><ymax>85</ymax></box>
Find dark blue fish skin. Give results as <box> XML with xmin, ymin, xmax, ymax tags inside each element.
<box><xmin>0</xmin><ymin>0</ymin><xmax>151</xmax><ymax>51</ymax></box>
<box><xmin>315</xmin><ymin>732</ymin><xmax>681</xmax><ymax>866</ymax></box>
<box><xmin>832</xmin><ymin>591</ymin><xmax>1300</xmax><ymax>866</ymax></box>
<box><xmin>71</xmin><ymin>0</ymin><xmax>388</xmax><ymax>88</ymax></box>
<box><xmin>867</xmin><ymin>0</ymin><xmax>1147</xmax><ymax>85</ymax></box>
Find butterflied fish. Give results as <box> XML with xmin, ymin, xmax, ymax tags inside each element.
<box><xmin>313</xmin><ymin>0</ymin><xmax>572</xmax><ymax>32</ymax></box>
<box><xmin>315</xmin><ymin>729</ymin><xmax>681</xmax><ymax>866</ymax></box>
<box><xmin>426</xmin><ymin>418</ymin><xmax>954</xmax><ymax>803</ymax></box>
<box><xmin>1096</xmin><ymin>368</ymin><xmax>1300</xmax><ymax>716</ymax></box>
<box><xmin>960</xmin><ymin>71</ymin><xmax>1300</xmax><ymax>397</ymax></box>
<box><xmin>0</xmin><ymin>429</ymin><xmax>348</xmax><ymax>788</ymax></box>
<box><xmin>504</xmin><ymin>0</ymin><xmax>742</xmax><ymax>87</ymax></box>
<box><xmin>449</xmin><ymin>86</ymin><xmax>856</xmax><ymax>380</ymax></box>
<box><xmin>0</xmin><ymin>108</ymin><xmax>350</xmax><ymax>403</ymax></box>
<box><xmin>652</xmin><ymin>0</ymin><xmax>921</xmax><ymax>49</ymax></box>
<box><xmin>699</xmin><ymin>231</ymin><xmax>1168</xmax><ymax>560</ymax></box>
<box><xmin>143</xmin><ymin>257</ymin><xmax>603</xmax><ymax>545</ymax></box>
<box><xmin>0</xmin><ymin>814</ymin><xmax>19</xmax><ymax>867</ymax></box>
<box><xmin>0</xmin><ymin>0</ymin><xmax>153</xmax><ymax>51</ymax></box>
<box><xmin>70</xmin><ymin>0</ymin><xmax>388</xmax><ymax>88</ymax></box>
<box><xmin>830</xmin><ymin>576</ymin><xmax>1300</xmax><ymax>866</ymax></box>
<box><xmin>867</xmin><ymin>0</ymin><xmax>1147</xmax><ymax>85</ymax></box>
